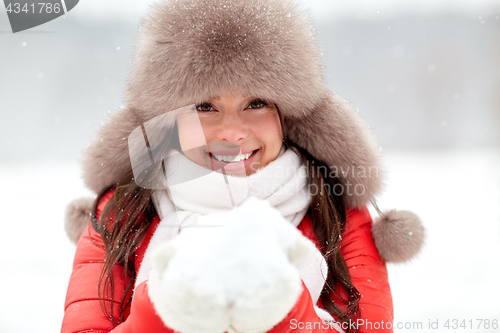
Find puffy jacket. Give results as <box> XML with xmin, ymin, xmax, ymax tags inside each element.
<box><xmin>61</xmin><ymin>190</ymin><xmax>393</xmax><ymax>333</ymax></box>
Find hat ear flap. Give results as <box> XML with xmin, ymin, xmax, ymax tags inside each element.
<box><xmin>283</xmin><ymin>92</ymin><xmax>384</xmax><ymax>208</ymax></box>
<box><xmin>81</xmin><ymin>107</ymin><xmax>142</xmax><ymax>193</ymax></box>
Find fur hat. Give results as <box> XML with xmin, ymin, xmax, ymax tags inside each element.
<box><xmin>67</xmin><ymin>0</ymin><xmax>424</xmax><ymax>262</ymax></box>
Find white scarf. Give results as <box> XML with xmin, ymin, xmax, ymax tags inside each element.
<box><xmin>135</xmin><ymin>149</ymin><xmax>330</xmax><ymax>316</ymax></box>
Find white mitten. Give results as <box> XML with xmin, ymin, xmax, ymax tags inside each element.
<box><xmin>148</xmin><ymin>197</ymin><xmax>316</xmax><ymax>333</ymax></box>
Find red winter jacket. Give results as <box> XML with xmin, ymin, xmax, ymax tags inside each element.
<box><xmin>61</xmin><ymin>190</ymin><xmax>393</xmax><ymax>333</ymax></box>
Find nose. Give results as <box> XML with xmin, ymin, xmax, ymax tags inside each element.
<box><xmin>215</xmin><ymin>109</ymin><xmax>249</xmax><ymax>143</ymax></box>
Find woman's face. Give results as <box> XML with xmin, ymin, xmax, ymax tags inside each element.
<box><xmin>176</xmin><ymin>93</ymin><xmax>283</xmax><ymax>176</ymax></box>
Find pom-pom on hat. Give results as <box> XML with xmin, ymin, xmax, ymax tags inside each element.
<box><xmin>371</xmin><ymin>203</ymin><xmax>425</xmax><ymax>263</ymax></box>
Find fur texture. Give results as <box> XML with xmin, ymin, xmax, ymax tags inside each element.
<box><xmin>372</xmin><ymin>210</ymin><xmax>425</xmax><ymax>263</ymax></box>
<box><xmin>80</xmin><ymin>0</ymin><xmax>384</xmax><ymax>209</ymax></box>
<box><xmin>284</xmin><ymin>92</ymin><xmax>384</xmax><ymax>208</ymax></box>
<box><xmin>81</xmin><ymin>107</ymin><xmax>143</xmax><ymax>195</ymax></box>
<box><xmin>64</xmin><ymin>197</ymin><xmax>95</xmax><ymax>244</ymax></box>
<box><xmin>127</xmin><ymin>0</ymin><xmax>323</xmax><ymax>120</ymax></box>
<box><xmin>72</xmin><ymin>0</ymin><xmax>424</xmax><ymax>263</ymax></box>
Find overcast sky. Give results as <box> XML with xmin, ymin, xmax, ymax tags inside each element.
<box><xmin>1</xmin><ymin>0</ymin><xmax>499</xmax><ymax>31</ymax></box>
<box><xmin>64</xmin><ymin>0</ymin><xmax>500</xmax><ymax>22</ymax></box>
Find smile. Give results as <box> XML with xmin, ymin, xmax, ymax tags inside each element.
<box><xmin>211</xmin><ymin>151</ymin><xmax>255</xmax><ymax>162</ymax></box>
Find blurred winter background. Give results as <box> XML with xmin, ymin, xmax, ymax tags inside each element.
<box><xmin>0</xmin><ymin>0</ymin><xmax>499</xmax><ymax>332</ymax></box>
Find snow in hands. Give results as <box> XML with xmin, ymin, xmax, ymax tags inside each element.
<box><xmin>148</xmin><ymin>197</ymin><xmax>316</xmax><ymax>333</ymax></box>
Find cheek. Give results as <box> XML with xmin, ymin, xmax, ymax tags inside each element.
<box><xmin>177</xmin><ymin>114</ymin><xmax>207</xmax><ymax>151</ymax></box>
<box><xmin>254</xmin><ymin>112</ymin><xmax>283</xmax><ymax>153</ymax></box>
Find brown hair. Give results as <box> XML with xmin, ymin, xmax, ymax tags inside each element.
<box><xmin>93</xmin><ymin>132</ymin><xmax>360</xmax><ymax>331</ymax></box>
<box><xmin>294</xmin><ymin>145</ymin><xmax>361</xmax><ymax>327</ymax></box>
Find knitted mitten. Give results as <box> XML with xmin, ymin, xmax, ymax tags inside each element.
<box><xmin>148</xmin><ymin>197</ymin><xmax>315</xmax><ymax>333</ymax></box>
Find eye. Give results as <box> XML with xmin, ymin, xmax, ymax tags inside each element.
<box><xmin>195</xmin><ymin>103</ymin><xmax>215</xmax><ymax>112</ymax></box>
<box><xmin>246</xmin><ymin>99</ymin><xmax>268</xmax><ymax>109</ymax></box>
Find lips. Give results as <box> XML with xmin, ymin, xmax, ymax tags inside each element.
<box><xmin>211</xmin><ymin>151</ymin><xmax>255</xmax><ymax>162</ymax></box>
<box><xmin>205</xmin><ymin>148</ymin><xmax>258</xmax><ymax>175</ymax></box>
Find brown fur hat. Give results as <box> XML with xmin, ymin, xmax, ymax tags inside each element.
<box><xmin>72</xmin><ymin>0</ymin><xmax>424</xmax><ymax>262</ymax></box>
<box><xmin>82</xmin><ymin>0</ymin><xmax>382</xmax><ymax>208</ymax></box>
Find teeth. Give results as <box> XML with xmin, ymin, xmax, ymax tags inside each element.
<box><xmin>212</xmin><ymin>151</ymin><xmax>254</xmax><ymax>162</ymax></box>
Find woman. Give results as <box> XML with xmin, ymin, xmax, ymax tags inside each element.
<box><xmin>62</xmin><ymin>0</ymin><xmax>424</xmax><ymax>332</ymax></box>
